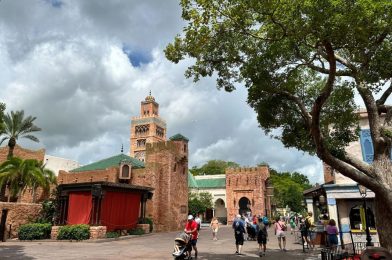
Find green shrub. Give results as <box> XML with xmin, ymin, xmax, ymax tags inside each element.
<box><xmin>106</xmin><ymin>231</ymin><xmax>120</xmax><ymax>238</ymax></box>
<box><xmin>128</xmin><ymin>228</ymin><xmax>144</xmax><ymax>235</ymax></box>
<box><xmin>57</xmin><ymin>224</ymin><xmax>90</xmax><ymax>241</ymax></box>
<box><xmin>138</xmin><ymin>217</ymin><xmax>153</xmax><ymax>232</ymax></box>
<box><xmin>18</xmin><ymin>223</ymin><xmax>52</xmax><ymax>240</ymax></box>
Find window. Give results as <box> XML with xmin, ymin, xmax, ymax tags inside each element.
<box><xmin>349</xmin><ymin>205</ymin><xmax>376</xmax><ymax>230</ymax></box>
<box><xmin>183</xmin><ymin>144</ymin><xmax>187</xmax><ymax>152</ymax></box>
<box><xmin>137</xmin><ymin>139</ymin><xmax>146</xmax><ymax>147</ymax></box>
<box><xmin>174</xmin><ymin>163</ymin><xmax>177</xmax><ymax>172</ymax></box>
<box><xmin>156</xmin><ymin>126</ymin><xmax>164</xmax><ymax>138</ymax></box>
<box><xmin>135</xmin><ymin>125</ymin><xmax>150</xmax><ymax>136</ymax></box>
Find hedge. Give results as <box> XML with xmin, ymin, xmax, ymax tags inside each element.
<box><xmin>128</xmin><ymin>228</ymin><xmax>145</xmax><ymax>235</ymax></box>
<box><xmin>57</xmin><ymin>224</ymin><xmax>90</xmax><ymax>241</ymax></box>
<box><xmin>106</xmin><ymin>231</ymin><xmax>120</xmax><ymax>238</ymax></box>
<box><xmin>18</xmin><ymin>223</ymin><xmax>52</xmax><ymax>240</ymax></box>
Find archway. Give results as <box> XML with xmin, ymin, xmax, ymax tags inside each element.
<box><xmin>214</xmin><ymin>198</ymin><xmax>227</xmax><ymax>223</ymax></box>
<box><xmin>239</xmin><ymin>197</ymin><xmax>251</xmax><ymax>216</ymax></box>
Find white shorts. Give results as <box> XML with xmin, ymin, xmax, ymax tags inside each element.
<box><xmin>276</xmin><ymin>230</ymin><xmax>286</xmax><ymax>238</ymax></box>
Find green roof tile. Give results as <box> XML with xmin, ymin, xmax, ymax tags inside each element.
<box><xmin>188</xmin><ymin>172</ymin><xmax>199</xmax><ymax>188</ymax></box>
<box><xmin>169</xmin><ymin>133</ymin><xmax>189</xmax><ymax>142</ymax></box>
<box><xmin>70</xmin><ymin>154</ymin><xmax>144</xmax><ymax>173</ymax></box>
<box><xmin>194</xmin><ymin>177</ymin><xmax>226</xmax><ymax>188</ymax></box>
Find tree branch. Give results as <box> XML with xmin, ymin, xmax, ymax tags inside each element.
<box><xmin>376</xmin><ymin>80</ymin><xmax>392</xmax><ymax>106</ymax></box>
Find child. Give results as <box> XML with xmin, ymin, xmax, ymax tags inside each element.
<box><xmin>257</xmin><ymin>218</ymin><xmax>268</xmax><ymax>257</ymax></box>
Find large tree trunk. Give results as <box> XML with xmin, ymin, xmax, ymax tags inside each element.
<box><xmin>373</xmin><ymin>158</ymin><xmax>392</xmax><ymax>253</ymax></box>
<box><xmin>375</xmin><ymin>195</ymin><xmax>392</xmax><ymax>253</ymax></box>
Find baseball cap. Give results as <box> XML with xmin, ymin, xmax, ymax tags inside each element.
<box><xmin>236</xmin><ymin>214</ymin><xmax>241</xmax><ymax>218</ymax></box>
<box><xmin>188</xmin><ymin>215</ymin><xmax>194</xmax><ymax>220</ymax></box>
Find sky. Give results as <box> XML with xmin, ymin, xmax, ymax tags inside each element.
<box><xmin>0</xmin><ymin>0</ymin><xmax>324</xmax><ymax>183</ymax></box>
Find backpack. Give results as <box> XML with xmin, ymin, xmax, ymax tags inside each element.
<box><xmin>234</xmin><ymin>220</ymin><xmax>244</xmax><ymax>234</ymax></box>
<box><xmin>305</xmin><ymin>218</ymin><xmax>311</xmax><ymax>229</ymax></box>
<box><xmin>262</xmin><ymin>216</ymin><xmax>269</xmax><ymax>225</ymax></box>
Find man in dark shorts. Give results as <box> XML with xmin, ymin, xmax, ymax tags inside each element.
<box><xmin>232</xmin><ymin>214</ymin><xmax>246</xmax><ymax>255</ymax></box>
<box><xmin>257</xmin><ymin>218</ymin><xmax>268</xmax><ymax>257</ymax></box>
<box><xmin>185</xmin><ymin>215</ymin><xmax>199</xmax><ymax>258</ymax></box>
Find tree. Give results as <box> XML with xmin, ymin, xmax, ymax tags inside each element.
<box><xmin>0</xmin><ymin>103</ymin><xmax>5</xmax><ymax>133</ymax></box>
<box><xmin>0</xmin><ymin>157</ymin><xmax>55</xmax><ymax>202</ymax></box>
<box><xmin>270</xmin><ymin>169</ymin><xmax>311</xmax><ymax>212</ymax></box>
<box><xmin>190</xmin><ymin>160</ymin><xmax>240</xmax><ymax>175</ymax></box>
<box><xmin>165</xmin><ymin>0</ymin><xmax>392</xmax><ymax>250</ymax></box>
<box><xmin>188</xmin><ymin>191</ymin><xmax>213</xmax><ymax>215</ymax></box>
<box><xmin>0</xmin><ymin>110</ymin><xmax>42</xmax><ymax>159</ymax></box>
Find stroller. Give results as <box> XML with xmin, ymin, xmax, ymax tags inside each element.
<box><xmin>246</xmin><ymin>223</ymin><xmax>257</xmax><ymax>241</ymax></box>
<box><xmin>172</xmin><ymin>232</ymin><xmax>192</xmax><ymax>260</ymax></box>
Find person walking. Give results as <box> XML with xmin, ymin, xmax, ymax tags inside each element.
<box><xmin>257</xmin><ymin>217</ymin><xmax>268</xmax><ymax>257</ymax></box>
<box><xmin>195</xmin><ymin>214</ymin><xmax>202</xmax><ymax>232</ymax></box>
<box><xmin>210</xmin><ymin>217</ymin><xmax>220</xmax><ymax>241</ymax></box>
<box><xmin>184</xmin><ymin>215</ymin><xmax>199</xmax><ymax>259</ymax></box>
<box><xmin>304</xmin><ymin>212</ymin><xmax>315</xmax><ymax>249</ymax></box>
<box><xmin>326</xmin><ymin>219</ymin><xmax>339</xmax><ymax>250</ymax></box>
<box><xmin>232</xmin><ymin>214</ymin><xmax>246</xmax><ymax>255</ymax></box>
<box><xmin>274</xmin><ymin>216</ymin><xmax>287</xmax><ymax>251</ymax></box>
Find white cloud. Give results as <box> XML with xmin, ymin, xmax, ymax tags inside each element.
<box><xmin>0</xmin><ymin>0</ymin><xmax>324</xmax><ymax>184</ymax></box>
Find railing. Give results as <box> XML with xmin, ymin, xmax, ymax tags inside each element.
<box><xmin>321</xmin><ymin>242</ymin><xmax>381</xmax><ymax>260</ymax></box>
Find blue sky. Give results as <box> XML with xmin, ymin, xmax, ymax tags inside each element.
<box><xmin>0</xmin><ymin>0</ymin><xmax>324</xmax><ymax>183</ymax></box>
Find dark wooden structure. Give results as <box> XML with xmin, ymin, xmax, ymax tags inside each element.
<box><xmin>57</xmin><ymin>182</ymin><xmax>153</xmax><ymax>231</ymax></box>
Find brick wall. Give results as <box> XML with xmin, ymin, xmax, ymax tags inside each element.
<box><xmin>0</xmin><ymin>202</ymin><xmax>42</xmax><ymax>239</ymax></box>
<box><xmin>323</xmin><ymin>163</ymin><xmax>335</xmax><ymax>184</ymax></box>
<box><xmin>226</xmin><ymin>166</ymin><xmax>270</xmax><ymax>223</ymax></box>
<box><xmin>0</xmin><ymin>145</ymin><xmax>45</xmax><ymax>163</ymax></box>
<box><xmin>58</xmin><ymin>168</ymin><xmax>118</xmax><ymax>184</ymax></box>
<box><xmin>132</xmin><ymin>140</ymin><xmax>188</xmax><ymax>232</ymax></box>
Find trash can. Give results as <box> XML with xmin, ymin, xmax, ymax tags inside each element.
<box><xmin>321</xmin><ymin>248</ymin><xmax>336</xmax><ymax>260</ymax></box>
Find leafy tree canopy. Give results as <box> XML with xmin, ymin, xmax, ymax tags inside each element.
<box><xmin>269</xmin><ymin>168</ymin><xmax>312</xmax><ymax>212</ymax></box>
<box><xmin>188</xmin><ymin>191</ymin><xmax>213</xmax><ymax>215</ymax></box>
<box><xmin>190</xmin><ymin>160</ymin><xmax>240</xmax><ymax>175</ymax></box>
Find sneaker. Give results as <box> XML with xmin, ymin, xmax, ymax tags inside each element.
<box><xmin>235</xmin><ymin>251</ymin><xmax>239</xmax><ymax>255</ymax></box>
<box><xmin>283</xmin><ymin>249</ymin><xmax>287</xmax><ymax>252</ymax></box>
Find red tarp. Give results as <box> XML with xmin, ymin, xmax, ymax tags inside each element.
<box><xmin>67</xmin><ymin>191</ymin><xmax>92</xmax><ymax>224</ymax></box>
<box><xmin>100</xmin><ymin>191</ymin><xmax>141</xmax><ymax>231</ymax></box>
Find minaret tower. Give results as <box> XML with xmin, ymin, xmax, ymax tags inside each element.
<box><xmin>130</xmin><ymin>92</ymin><xmax>167</xmax><ymax>162</ymax></box>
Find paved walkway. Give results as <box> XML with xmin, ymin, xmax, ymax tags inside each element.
<box><xmin>0</xmin><ymin>225</ymin><xmax>321</xmax><ymax>259</ymax></box>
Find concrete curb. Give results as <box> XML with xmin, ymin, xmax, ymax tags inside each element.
<box><xmin>5</xmin><ymin>233</ymin><xmax>154</xmax><ymax>243</ymax></box>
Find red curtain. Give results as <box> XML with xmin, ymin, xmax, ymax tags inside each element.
<box><xmin>100</xmin><ymin>191</ymin><xmax>141</xmax><ymax>231</ymax></box>
<box><xmin>67</xmin><ymin>191</ymin><xmax>92</xmax><ymax>225</ymax></box>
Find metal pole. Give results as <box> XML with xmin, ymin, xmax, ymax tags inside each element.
<box><xmin>363</xmin><ymin>197</ymin><xmax>373</xmax><ymax>246</ymax></box>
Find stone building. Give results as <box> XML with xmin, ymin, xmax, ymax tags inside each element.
<box><xmin>58</xmin><ymin>94</ymin><xmax>189</xmax><ymax>232</ymax></box>
<box><xmin>189</xmin><ymin>166</ymin><xmax>272</xmax><ymax>224</ymax></box>
<box><xmin>130</xmin><ymin>92</ymin><xmax>166</xmax><ymax>162</ymax></box>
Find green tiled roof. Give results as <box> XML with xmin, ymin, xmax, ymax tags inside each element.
<box><xmin>169</xmin><ymin>133</ymin><xmax>189</xmax><ymax>141</ymax></box>
<box><xmin>196</xmin><ymin>178</ymin><xmax>226</xmax><ymax>188</ymax></box>
<box><xmin>70</xmin><ymin>154</ymin><xmax>144</xmax><ymax>173</ymax></box>
<box><xmin>188</xmin><ymin>172</ymin><xmax>199</xmax><ymax>188</ymax></box>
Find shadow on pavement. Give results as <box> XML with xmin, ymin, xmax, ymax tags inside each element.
<box><xmin>0</xmin><ymin>244</ymin><xmax>34</xmax><ymax>259</ymax></box>
<box><xmin>198</xmin><ymin>248</ymin><xmax>320</xmax><ymax>260</ymax></box>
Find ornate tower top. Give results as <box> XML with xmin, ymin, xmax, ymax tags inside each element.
<box><xmin>130</xmin><ymin>93</ymin><xmax>166</xmax><ymax>162</ymax></box>
<box><xmin>145</xmin><ymin>90</ymin><xmax>155</xmax><ymax>102</ymax></box>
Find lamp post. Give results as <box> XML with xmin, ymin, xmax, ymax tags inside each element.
<box><xmin>358</xmin><ymin>184</ymin><xmax>374</xmax><ymax>247</ymax></box>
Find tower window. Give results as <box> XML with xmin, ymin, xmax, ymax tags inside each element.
<box><xmin>135</xmin><ymin>124</ymin><xmax>150</xmax><ymax>136</ymax></box>
<box><xmin>137</xmin><ymin>139</ymin><xmax>146</xmax><ymax>147</ymax></box>
<box><xmin>183</xmin><ymin>144</ymin><xmax>187</xmax><ymax>152</ymax></box>
<box><xmin>174</xmin><ymin>163</ymin><xmax>177</xmax><ymax>172</ymax></box>
<box><xmin>156</xmin><ymin>126</ymin><xmax>164</xmax><ymax>138</ymax></box>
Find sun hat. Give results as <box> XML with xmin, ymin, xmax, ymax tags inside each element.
<box><xmin>188</xmin><ymin>215</ymin><xmax>194</xmax><ymax>220</ymax></box>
